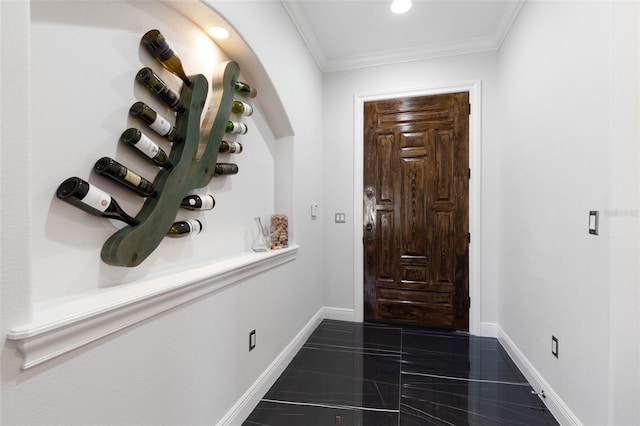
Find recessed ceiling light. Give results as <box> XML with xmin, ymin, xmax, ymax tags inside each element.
<box><xmin>390</xmin><ymin>0</ymin><xmax>412</xmax><ymax>14</ymax></box>
<box><xmin>207</xmin><ymin>25</ymin><xmax>229</xmax><ymax>40</ymax></box>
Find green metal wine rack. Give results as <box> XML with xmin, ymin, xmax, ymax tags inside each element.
<box><xmin>101</xmin><ymin>60</ymin><xmax>240</xmax><ymax>267</ymax></box>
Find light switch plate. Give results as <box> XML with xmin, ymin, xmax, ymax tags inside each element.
<box><xmin>335</xmin><ymin>213</ymin><xmax>346</xmax><ymax>223</ymax></box>
<box><xmin>589</xmin><ymin>211</ymin><xmax>599</xmax><ymax>235</ymax></box>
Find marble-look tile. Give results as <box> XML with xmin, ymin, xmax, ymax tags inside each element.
<box><xmin>402</xmin><ymin>331</ymin><xmax>528</xmax><ymax>384</ymax></box>
<box><xmin>244</xmin><ymin>321</ymin><xmax>559</xmax><ymax>425</ymax></box>
<box><xmin>262</xmin><ymin>343</ymin><xmax>401</xmax><ymax>410</ymax></box>
<box><xmin>307</xmin><ymin>320</ymin><xmax>402</xmax><ymax>354</ymax></box>
<box><xmin>244</xmin><ymin>400</ymin><xmax>398</xmax><ymax>426</ymax></box>
<box><xmin>400</xmin><ymin>374</ymin><xmax>557</xmax><ymax>425</ymax></box>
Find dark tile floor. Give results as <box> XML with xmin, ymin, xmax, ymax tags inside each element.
<box><xmin>244</xmin><ymin>320</ymin><xmax>559</xmax><ymax>425</ymax></box>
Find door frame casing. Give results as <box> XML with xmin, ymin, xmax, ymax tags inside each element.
<box><xmin>353</xmin><ymin>81</ymin><xmax>482</xmax><ymax>335</ymax></box>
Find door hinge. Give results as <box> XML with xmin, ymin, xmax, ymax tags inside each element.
<box><xmin>469</xmin><ymin>103</ymin><xmax>471</xmax><ymax>115</ymax></box>
<box><xmin>468</xmin><ymin>297</ymin><xmax>471</xmax><ymax>309</ymax></box>
<box><xmin>468</xmin><ymin>232</ymin><xmax>471</xmax><ymax>244</ymax></box>
<box><xmin>468</xmin><ymin>168</ymin><xmax>471</xmax><ymax>179</ymax></box>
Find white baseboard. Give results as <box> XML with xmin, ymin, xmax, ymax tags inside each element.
<box><xmin>322</xmin><ymin>306</ymin><xmax>356</xmax><ymax>322</ymax></box>
<box><xmin>480</xmin><ymin>322</ymin><xmax>498</xmax><ymax>337</ymax></box>
<box><xmin>218</xmin><ymin>308</ymin><xmax>324</xmax><ymax>425</ymax></box>
<box><xmin>497</xmin><ymin>325</ymin><xmax>582</xmax><ymax>426</ymax></box>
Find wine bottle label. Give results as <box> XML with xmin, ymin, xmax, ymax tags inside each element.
<box><xmin>200</xmin><ymin>196</ymin><xmax>214</xmax><ymax>210</ymax></box>
<box><xmin>83</xmin><ymin>185</ymin><xmax>111</xmax><ymax>213</ymax></box>
<box><xmin>229</xmin><ymin>122</ymin><xmax>247</xmax><ymax>134</ymax></box>
<box><xmin>123</xmin><ymin>170</ymin><xmax>142</xmax><ymax>187</ymax></box>
<box><xmin>186</xmin><ymin>219</ymin><xmax>202</xmax><ymax>234</ymax></box>
<box><xmin>135</xmin><ymin>133</ymin><xmax>160</xmax><ymax>158</ymax></box>
<box><xmin>228</xmin><ymin>141</ymin><xmax>241</xmax><ymax>153</ymax></box>
<box><xmin>149</xmin><ymin>115</ymin><xmax>172</xmax><ymax>136</ymax></box>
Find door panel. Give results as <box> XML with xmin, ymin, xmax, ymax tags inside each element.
<box><xmin>363</xmin><ymin>92</ymin><xmax>469</xmax><ymax>330</ymax></box>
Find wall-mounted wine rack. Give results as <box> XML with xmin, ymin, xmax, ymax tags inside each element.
<box><xmin>101</xmin><ymin>60</ymin><xmax>240</xmax><ymax>267</ymax></box>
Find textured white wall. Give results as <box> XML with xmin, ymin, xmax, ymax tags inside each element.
<box><xmin>1</xmin><ymin>1</ymin><xmax>324</xmax><ymax>424</ymax></box>
<box><xmin>497</xmin><ymin>1</ymin><xmax>639</xmax><ymax>423</ymax></box>
<box><xmin>321</xmin><ymin>52</ymin><xmax>500</xmax><ymax>327</ymax></box>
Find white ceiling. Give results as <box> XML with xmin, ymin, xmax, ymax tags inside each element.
<box><xmin>282</xmin><ymin>0</ymin><xmax>525</xmax><ymax>72</ymax></box>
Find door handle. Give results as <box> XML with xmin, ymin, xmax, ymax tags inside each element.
<box><xmin>365</xmin><ymin>223</ymin><xmax>373</xmax><ymax>232</ymax></box>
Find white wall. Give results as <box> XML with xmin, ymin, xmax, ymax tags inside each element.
<box><xmin>322</xmin><ymin>52</ymin><xmax>500</xmax><ymax>327</ymax></box>
<box><xmin>497</xmin><ymin>1</ymin><xmax>639</xmax><ymax>424</ymax></box>
<box><xmin>1</xmin><ymin>0</ymin><xmax>324</xmax><ymax>424</ymax></box>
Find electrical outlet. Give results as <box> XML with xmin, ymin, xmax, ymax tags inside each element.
<box><xmin>551</xmin><ymin>336</ymin><xmax>559</xmax><ymax>358</ymax></box>
<box><xmin>249</xmin><ymin>330</ymin><xmax>256</xmax><ymax>351</ymax></box>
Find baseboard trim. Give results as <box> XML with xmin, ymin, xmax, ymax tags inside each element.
<box><xmin>322</xmin><ymin>306</ymin><xmax>356</xmax><ymax>322</ymax></box>
<box><xmin>218</xmin><ymin>308</ymin><xmax>324</xmax><ymax>425</ymax></box>
<box><xmin>497</xmin><ymin>325</ymin><xmax>582</xmax><ymax>426</ymax></box>
<box><xmin>480</xmin><ymin>322</ymin><xmax>498</xmax><ymax>337</ymax></box>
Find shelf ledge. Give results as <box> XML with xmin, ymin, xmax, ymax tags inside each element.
<box><xmin>7</xmin><ymin>246</ymin><xmax>299</xmax><ymax>369</ymax></box>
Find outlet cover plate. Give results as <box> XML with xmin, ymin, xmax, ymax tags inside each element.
<box><xmin>249</xmin><ymin>329</ymin><xmax>256</xmax><ymax>351</ymax></box>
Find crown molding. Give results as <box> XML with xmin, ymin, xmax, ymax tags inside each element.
<box><xmin>281</xmin><ymin>0</ymin><xmax>526</xmax><ymax>73</ymax></box>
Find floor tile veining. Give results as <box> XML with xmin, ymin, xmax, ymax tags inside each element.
<box><xmin>244</xmin><ymin>320</ymin><xmax>558</xmax><ymax>425</ymax></box>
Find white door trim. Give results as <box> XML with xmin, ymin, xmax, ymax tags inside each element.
<box><xmin>353</xmin><ymin>81</ymin><xmax>482</xmax><ymax>335</ymax></box>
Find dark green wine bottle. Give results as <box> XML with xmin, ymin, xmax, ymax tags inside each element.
<box><xmin>226</xmin><ymin>120</ymin><xmax>247</xmax><ymax>135</ymax></box>
<box><xmin>141</xmin><ymin>29</ymin><xmax>191</xmax><ymax>87</ymax></box>
<box><xmin>234</xmin><ymin>81</ymin><xmax>257</xmax><ymax>98</ymax></box>
<box><xmin>214</xmin><ymin>163</ymin><xmax>239</xmax><ymax>175</ymax></box>
<box><xmin>94</xmin><ymin>157</ymin><xmax>157</xmax><ymax>198</ymax></box>
<box><xmin>56</xmin><ymin>177</ymin><xmax>139</xmax><ymax>226</ymax></box>
<box><xmin>129</xmin><ymin>101</ymin><xmax>181</xmax><ymax>143</ymax></box>
<box><xmin>167</xmin><ymin>219</ymin><xmax>202</xmax><ymax>237</ymax></box>
<box><xmin>180</xmin><ymin>194</ymin><xmax>215</xmax><ymax>211</ymax></box>
<box><xmin>119</xmin><ymin>128</ymin><xmax>173</xmax><ymax>169</ymax></box>
<box><xmin>136</xmin><ymin>67</ymin><xmax>185</xmax><ymax>113</ymax></box>
<box><xmin>219</xmin><ymin>140</ymin><xmax>243</xmax><ymax>154</ymax></box>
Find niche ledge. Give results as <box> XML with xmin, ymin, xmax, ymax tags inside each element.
<box><xmin>8</xmin><ymin>246</ymin><xmax>298</xmax><ymax>370</ymax></box>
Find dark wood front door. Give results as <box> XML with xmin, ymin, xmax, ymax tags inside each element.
<box><xmin>363</xmin><ymin>92</ymin><xmax>469</xmax><ymax>330</ymax></box>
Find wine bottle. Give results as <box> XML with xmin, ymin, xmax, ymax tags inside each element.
<box><xmin>180</xmin><ymin>194</ymin><xmax>215</xmax><ymax>211</ymax></box>
<box><xmin>167</xmin><ymin>219</ymin><xmax>202</xmax><ymax>237</ymax></box>
<box><xmin>226</xmin><ymin>120</ymin><xmax>248</xmax><ymax>135</ymax></box>
<box><xmin>119</xmin><ymin>128</ymin><xmax>173</xmax><ymax>169</ymax></box>
<box><xmin>234</xmin><ymin>81</ymin><xmax>257</xmax><ymax>98</ymax></box>
<box><xmin>129</xmin><ymin>101</ymin><xmax>181</xmax><ymax>143</ymax></box>
<box><xmin>231</xmin><ymin>100</ymin><xmax>253</xmax><ymax>116</ymax></box>
<box><xmin>214</xmin><ymin>163</ymin><xmax>239</xmax><ymax>175</ymax></box>
<box><xmin>219</xmin><ymin>140</ymin><xmax>243</xmax><ymax>154</ymax></box>
<box><xmin>136</xmin><ymin>67</ymin><xmax>186</xmax><ymax>113</ymax></box>
<box><xmin>94</xmin><ymin>157</ymin><xmax>157</xmax><ymax>198</ymax></box>
<box><xmin>141</xmin><ymin>29</ymin><xmax>191</xmax><ymax>87</ymax></box>
<box><xmin>56</xmin><ymin>177</ymin><xmax>139</xmax><ymax>226</ymax></box>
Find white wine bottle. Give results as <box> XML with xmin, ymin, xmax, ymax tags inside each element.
<box><xmin>226</xmin><ymin>120</ymin><xmax>247</xmax><ymax>135</ymax></box>
<box><xmin>180</xmin><ymin>194</ymin><xmax>215</xmax><ymax>211</ymax></box>
<box><xmin>141</xmin><ymin>29</ymin><xmax>191</xmax><ymax>87</ymax></box>
<box><xmin>136</xmin><ymin>67</ymin><xmax>186</xmax><ymax>113</ymax></box>
<box><xmin>231</xmin><ymin>100</ymin><xmax>253</xmax><ymax>116</ymax></box>
<box><xmin>214</xmin><ymin>163</ymin><xmax>239</xmax><ymax>175</ymax></box>
<box><xmin>167</xmin><ymin>219</ymin><xmax>202</xmax><ymax>237</ymax></box>
<box><xmin>94</xmin><ymin>157</ymin><xmax>157</xmax><ymax>198</ymax></box>
<box><xmin>56</xmin><ymin>177</ymin><xmax>139</xmax><ymax>226</ymax></box>
<box><xmin>234</xmin><ymin>81</ymin><xmax>257</xmax><ymax>98</ymax></box>
<box><xmin>129</xmin><ymin>101</ymin><xmax>181</xmax><ymax>143</ymax></box>
<box><xmin>119</xmin><ymin>128</ymin><xmax>173</xmax><ymax>169</ymax></box>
